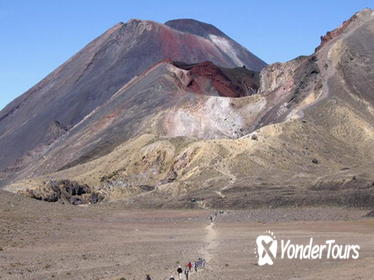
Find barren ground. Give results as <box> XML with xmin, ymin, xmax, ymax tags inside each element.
<box><xmin>1</xmin><ymin>190</ymin><xmax>374</xmax><ymax>280</ymax></box>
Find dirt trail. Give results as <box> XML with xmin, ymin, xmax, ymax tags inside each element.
<box><xmin>200</xmin><ymin>221</ymin><xmax>218</xmax><ymax>264</ymax></box>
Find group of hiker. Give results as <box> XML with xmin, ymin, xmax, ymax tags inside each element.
<box><xmin>170</xmin><ymin>258</ymin><xmax>206</xmax><ymax>280</ymax></box>
<box><xmin>144</xmin><ymin>211</ymin><xmax>224</xmax><ymax>280</ymax></box>
<box><xmin>145</xmin><ymin>258</ymin><xmax>206</xmax><ymax>280</ymax></box>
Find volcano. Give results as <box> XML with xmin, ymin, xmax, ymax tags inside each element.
<box><xmin>1</xmin><ymin>10</ymin><xmax>374</xmax><ymax>209</ymax></box>
<box><xmin>0</xmin><ymin>18</ymin><xmax>265</xmax><ymax>184</ymax></box>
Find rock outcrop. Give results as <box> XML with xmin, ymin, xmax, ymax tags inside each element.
<box><xmin>20</xmin><ymin>179</ymin><xmax>104</xmax><ymax>205</ymax></box>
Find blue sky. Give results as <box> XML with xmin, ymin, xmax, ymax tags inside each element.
<box><xmin>0</xmin><ymin>0</ymin><xmax>372</xmax><ymax>110</ymax></box>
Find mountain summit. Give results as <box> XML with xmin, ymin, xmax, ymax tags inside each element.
<box><xmin>165</xmin><ymin>18</ymin><xmax>266</xmax><ymax>71</ymax></box>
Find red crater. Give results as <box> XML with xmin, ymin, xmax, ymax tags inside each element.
<box><xmin>172</xmin><ymin>61</ymin><xmax>260</xmax><ymax>98</ymax></box>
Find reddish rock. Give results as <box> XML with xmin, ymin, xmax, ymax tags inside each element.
<box><xmin>316</xmin><ymin>14</ymin><xmax>357</xmax><ymax>51</ymax></box>
<box><xmin>172</xmin><ymin>61</ymin><xmax>259</xmax><ymax>97</ymax></box>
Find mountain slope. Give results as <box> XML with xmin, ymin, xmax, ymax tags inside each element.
<box><xmin>0</xmin><ymin>19</ymin><xmax>266</xmax><ymax>184</ymax></box>
<box><xmin>4</xmin><ymin>61</ymin><xmax>260</xmax><ymax>182</ymax></box>
<box><xmin>3</xmin><ymin>10</ymin><xmax>374</xmax><ymax>209</ymax></box>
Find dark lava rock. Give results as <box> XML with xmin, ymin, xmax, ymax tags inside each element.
<box><xmin>22</xmin><ymin>179</ymin><xmax>104</xmax><ymax>205</ymax></box>
<box><xmin>251</xmin><ymin>134</ymin><xmax>258</xmax><ymax>141</ymax></box>
<box><xmin>139</xmin><ymin>185</ymin><xmax>155</xmax><ymax>191</ymax></box>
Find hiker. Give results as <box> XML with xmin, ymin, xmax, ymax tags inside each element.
<box><xmin>187</xmin><ymin>261</ymin><xmax>192</xmax><ymax>271</ymax></box>
<box><xmin>177</xmin><ymin>265</ymin><xmax>183</xmax><ymax>279</ymax></box>
<box><xmin>145</xmin><ymin>274</ymin><xmax>152</xmax><ymax>280</ymax></box>
<box><xmin>184</xmin><ymin>268</ymin><xmax>189</xmax><ymax>280</ymax></box>
<box><xmin>195</xmin><ymin>257</ymin><xmax>205</xmax><ymax>269</ymax></box>
<box><xmin>209</xmin><ymin>215</ymin><xmax>213</xmax><ymax>223</ymax></box>
<box><xmin>170</xmin><ymin>276</ymin><xmax>175</xmax><ymax>280</ymax></box>
<box><xmin>194</xmin><ymin>261</ymin><xmax>198</xmax><ymax>272</ymax></box>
